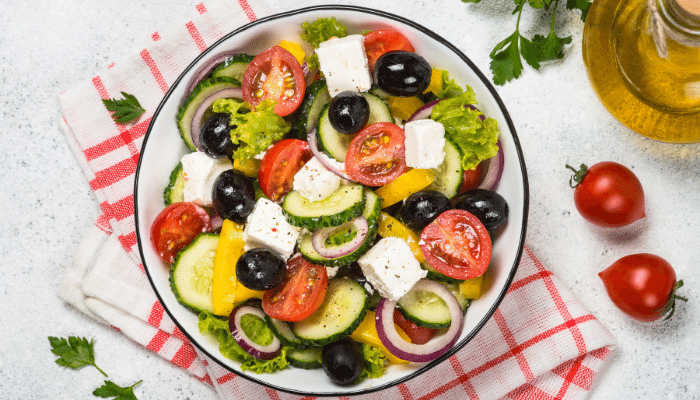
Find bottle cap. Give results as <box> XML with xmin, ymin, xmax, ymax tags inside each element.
<box><xmin>670</xmin><ymin>0</ymin><xmax>700</xmax><ymax>23</ymax></box>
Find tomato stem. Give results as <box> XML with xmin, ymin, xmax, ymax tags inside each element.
<box><xmin>662</xmin><ymin>279</ymin><xmax>688</xmax><ymax>321</ymax></box>
<box><xmin>565</xmin><ymin>164</ymin><xmax>588</xmax><ymax>188</ymax></box>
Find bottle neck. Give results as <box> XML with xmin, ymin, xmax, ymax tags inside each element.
<box><xmin>658</xmin><ymin>0</ymin><xmax>700</xmax><ymax>35</ymax></box>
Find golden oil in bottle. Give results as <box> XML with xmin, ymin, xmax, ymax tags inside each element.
<box><xmin>582</xmin><ymin>0</ymin><xmax>700</xmax><ymax>142</ymax></box>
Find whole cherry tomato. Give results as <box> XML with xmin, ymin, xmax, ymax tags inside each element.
<box><xmin>598</xmin><ymin>253</ymin><xmax>687</xmax><ymax>322</ymax></box>
<box><xmin>566</xmin><ymin>161</ymin><xmax>645</xmax><ymax>228</ymax></box>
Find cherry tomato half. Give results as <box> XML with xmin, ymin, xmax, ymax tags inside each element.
<box><xmin>420</xmin><ymin>209</ymin><xmax>492</xmax><ymax>280</ymax></box>
<box><xmin>364</xmin><ymin>30</ymin><xmax>415</xmax><ymax>70</ymax></box>
<box><xmin>262</xmin><ymin>254</ymin><xmax>328</xmax><ymax>322</ymax></box>
<box><xmin>459</xmin><ymin>162</ymin><xmax>484</xmax><ymax>194</ymax></box>
<box><xmin>567</xmin><ymin>161</ymin><xmax>645</xmax><ymax>228</ymax></box>
<box><xmin>599</xmin><ymin>253</ymin><xmax>687</xmax><ymax>322</ymax></box>
<box><xmin>150</xmin><ymin>202</ymin><xmax>211</xmax><ymax>264</ymax></box>
<box><xmin>242</xmin><ymin>46</ymin><xmax>306</xmax><ymax>117</ymax></box>
<box><xmin>258</xmin><ymin>139</ymin><xmax>313</xmax><ymax>201</ymax></box>
<box><xmin>393</xmin><ymin>309</ymin><xmax>437</xmax><ymax>345</ymax></box>
<box><xmin>345</xmin><ymin>122</ymin><xmax>408</xmax><ymax>186</ymax></box>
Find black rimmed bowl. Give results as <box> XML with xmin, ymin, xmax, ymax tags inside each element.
<box><xmin>134</xmin><ymin>5</ymin><xmax>528</xmax><ymax>396</ymax></box>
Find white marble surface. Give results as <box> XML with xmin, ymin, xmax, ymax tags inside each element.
<box><xmin>2</xmin><ymin>0</ymin><xmax>699</xmax><ymax>399</ymax></box>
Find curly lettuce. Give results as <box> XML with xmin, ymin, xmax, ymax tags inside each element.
<box><xmin>212</xmin><ymin>98</ymin><xmax>290</xmax><ymax>164</ymax></box>
<box><xmin>430</xmin><ymin>87</ymin><xmax>500</xmax><ymax>170</ymax></box>
<box><xmin>434</xmin><ymin>70</ymin><xmax>464</xmax><ymax>99</ymax></box>
<box><xmin>300</xmin><ymin>17</ymin><xmax>348</xmax><ymax>48</ymax></box>
<box><xmin>357</xmin><ymin>343</ymin><xmax>388</xmax><ymax>381</ymax></box>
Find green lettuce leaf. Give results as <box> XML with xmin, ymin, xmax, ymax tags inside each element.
<box><xmin>434</xmin><ymin>70</ymin><xmax>464</xmax><ymax>99</ymax></box>
<box><xmin>430</xmin><ymin>87</ymin><xmax>500</xmax><ymax>170</ymax></box>
<box><xmin>300</xmin><ymin>17</ymin><xmax>348</xmax><ymax>48</ymax></box>
<box><xmin>213</xmin><ymin>98</ymin><xmax>290</xmax><ymax>164</ymax></box>
<box><xmin>357</xmin><ymin>343</ymin><xmax>388</xmax><ymax>381</ymax></box>
<box><xmin>198</xmin><ymin>312</ymin><xmax>290</xmax><ymax>374</ymax></box>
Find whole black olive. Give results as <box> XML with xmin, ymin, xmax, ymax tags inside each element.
<box><xmin>235</xmin><ymin>248</ymin><xmax>286</xmax><ymax>291</ymax></box>
<box><xmin>200</xmin><ymin>113</ymin><xmax>235</xmax><ymax>158</ymax></box>
<box><xmin>373</xmin><ymin>51</ymin><xmax>432</xmax><ymax>97</ymax></box>
<box><xmin>212</xmin><ymin>169</ymin><xmax>256</xmax><ymax>224</ymax></box>
<box><xmin>398</xmin><ymin>190</ymin><xmax>451</xmax><ymax>231</ymax></box>
<box><xmin>328</xmin><ymin>91</ymin><xmax>370</xmax><ymax>134</ymax></box>
<box><xmin>322</xmin><ymin>338</ymin><xmax>364</xmax><ymax>385</ymax></box>
<box><xmin>454</xmin><ymin>189</ymin><xmax>509</xmax><ymax>230</ymax></box>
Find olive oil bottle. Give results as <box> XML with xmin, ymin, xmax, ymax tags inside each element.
<box><xmin>582</xmin><ymin>0</ymin><xmax>700</xmax><ymax>142</ymax></box>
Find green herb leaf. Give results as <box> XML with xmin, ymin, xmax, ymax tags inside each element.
<box><xmin>48</xmin><ymin>336</ymin><xmax>108</xmax><ymax>377</ymax></box>
<box><xmin>566</xmin><ymin>0</ymin><xmax>593</xmax><ymax>21</ymax></box>
<box><xmin>102</xmin><ymin>92</ymin><xmax>145</xmax><ymax>124</ymax></box>
<box><xmin>93</xmin><ymin>380</ymin><xmax>142</xmax><ymax>400</ymax></box>
<box><xmin>461</xmin><ymin>0</ymin><xmax>482</xmax><ymax>3</ymax></box>
<box><xmin>489</xmin><ymin>31</ymin><xmax>524</xmax><ymax>86</ymax></box>
<box><xmin>532</xmin><ymin>31</ymin><xmax>573</xmax><ymax>62</ymax></box>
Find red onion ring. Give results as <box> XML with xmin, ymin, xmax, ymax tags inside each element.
<box><xmin>184</xmin><ymin>51</ymin><xmax>240</xmax><ymax>99</ymax></box>
<box><xmin>477</xmin><ymin>139</ymin><xmax>504</xmax><ymax>191</ymax></box>
<box><xmin>306</xmin><ymin>128</ymin><xmax>354</xmax><ymax>181</ymax></box>
<box><xmin>375</xmin><ymin>279</ymin><xmax>464</xmax><ymax>363</ymax></box>
<box><xmin>228</xmin><ymin>304</ymin><xmax>281</xmax><ymax>360</ymax></box>
<box><xmin>210</xmin><ymin>214</ymin><xmax>224</xmax><ymax>231</ymax></box>
<box><xmin>311</xmin><ymin>217</ymin><xmax>368</xmax><ymax>258</ymax></box>
<box><xmin>406</xmin><ymin>100</ymin><xmax>441</xmax><ymax>122</ymax></box>
<box><xmin>190</xmin><ymin>87</ymin><xmax>244</xmax><ymax>151</ymax></box>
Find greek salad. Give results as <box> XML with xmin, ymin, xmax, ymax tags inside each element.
<box><xmin>149</xmin><ymin>17</ymin><xmax>508</xmax><ymax>386</ymax></box>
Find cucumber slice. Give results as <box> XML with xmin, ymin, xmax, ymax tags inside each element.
<box><xmin>426</xmin><ymin>138</ymin><xmax>463</xmax><ymax>199</ymax></box>
<box><xmin>292</xmin><ymin>277</ymin><xmax>368</xmax><ymax>346</ymax></box>
<box><xmin>282</xmin><ymin>184</ymin><xmax>365</xmax><ymax>230</ymax></box>
<box><xmin>266</xmin><ymin>315</ymin><xmax>306</xmax><ymax>349</ymax></box>
<box><xmin>293</xmin><ymin>78</ymin><xmax>331</xmax><ymax>135</ymax></box>
<box><xmin>176</xmin><ymin>76</ymin><xmax>242</xmax><ymax>151</ymax></box>
<box><xmin>163</xmin><ymin>162</ymin><xmax>186</xmax><ymax>206</ymax></box>
<box><xmin>287</xmin><ymin>347</ymin><xmax>323</xmax><ymax>369</ymax></box>
<box><xmin>440</xmin><ymin>281</ymin><xmax>471</xmax><ymax>315</ymax></box>
<box><xmin>298</xmin><ymin>189</ymin><xmax>381</xmax><ymax>267</ymax></box>
<box><xmin>317</xmin><ymin>92</ymin><xmax>393</xmax><ymax>162</ymax></box>
<box><xmin>396</xmin><ymin>285</ymin><xmax>452</xmax><ymax>329</ymax></box>
<box><xmin>211</xmin><ymin>54</ymin><xmax>254</xmax><ymax>81</ymax></box>
<box><xmin>169</xmin><ymin>233</ymin><xmax>219</xmax><ymax>314</ymax></box>
<box><xmin>421</xmin><ymin>263</ymin><xmax>464</xmax><ymax>285</ymax></box>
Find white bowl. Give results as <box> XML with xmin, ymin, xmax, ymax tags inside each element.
<box><xmin>135</xmin><ymin>5</ymin><xmax>528</xmax><ymax>396</ymax></box>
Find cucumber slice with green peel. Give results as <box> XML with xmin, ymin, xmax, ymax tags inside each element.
<box><xmin>425</xmin><ymin>138</ymin><xmax>464</xmax><ymax>199</ymax></box>
<box><xmin>396</xmin><ymin>285</ymin><xmax>453</xmax><ymax>329</ymax></box>
<box><xmin>292</xmin><ymin>277</ymin><xmax>368</xmax><ymax>346</ymax></box>
<box><xmin>211</xmin><ymin>54</ymin><xmax>254</xmax><ymax>81</ymax></box>
<box><xmin>169</xmin><ymin>233</ymin><xmax>219</xmax><ymax>314</ymax></box>
<box><xmin>317</xmin><ymin>92</ymin><xmax>393</xmax><ymax>162</ymax></box>
<box><xmin>265</xmin><ymin>315</ymin><xmax>306</xmax><ymax>348</ymax></box>
<box><xmin>282</xmin><ymin>184</ymin><xmax>365</xmax><ymax>230</ymax></box>
<box><xmin>440</xmin><ymin>281</ymin><xmax>471</xmax><ymax>315</ymax></box>
<box><xmin>287</xmin><ymin>347</ymin><xmax>323</xmax><ymax>369</ymax></box>
<box><xmin>292</xmin><ymin>78</ymin><xmax>331</xmax><ymax>136</ymax></box>
<box><xmin>176</xmin><ymin>76</ymin><xmax>242</xmax><ymax>151</ymax></box>
<box><xmin>421</xmin><ymin>263</ymin><xmax>464</xmax><ymax>285</ymax></box>
<box><xmin>163</xmin><ymin>162</ymin><xmax>186</xmax><ymax>206</ymax></box>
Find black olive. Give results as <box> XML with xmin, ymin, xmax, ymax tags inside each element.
<box><xmin>200</xmin><ymin>113</ymin><xmax>235</xmax><ymax>158</ymax></box>
<box><xmin>398</xmin><ymin>190</ymin><xmax>451</xmax><ymax>231</ymax></box>
<box><xmin>454</xmin><ymin>189</ymin><xmax>509</xmax><ymax>230</ymax></box>
<box><xmin>322</xmin><ymin>338</ymin><xmax>364</xmax><ymax>385</ymax></box>
<box><xmin>235</xmin><ymin>248</ymin><xmax>286</xmax><ymax>291</ymax></box>
<box><xmin>328</xmin><ymin>91</ymin><xmax>370</xmax><ymax>134</ymax></box>
<box><xmin>347</xmin><ymin>262</ymin><xmax>367</xmax><ymax>286</ymax></box>
<box><xmin>212</xmin><ymin>169</ymin><xmax>256</xmax><ymax>224</ymax></box>
<box><xmin>373</xmin><ymin>51</ymin><xmax>432</xmax><ymax>97</ymax></box>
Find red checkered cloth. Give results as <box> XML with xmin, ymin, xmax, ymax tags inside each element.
<box><xmin>56</xmin><ymin>1</ymin><xmax>616</xmax><ymax>399</ymax></box>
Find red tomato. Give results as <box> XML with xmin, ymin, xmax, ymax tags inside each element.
<box><xmin>459</xmin><ymin>162</ymin><xmax>484</xmax><ymax>194</ymax></box>
<box><xmin>393</xmin><ymin>309</ymin><xmax>437</xmax><ymax>345</ymax></box>
<box><xmin>258</xmin><ymin>139</ymin><xmax>313</xmax><ymax>201</ymax></box>
<box><xmin>345</xmin><ymin>122</ymin><xmax>408</xmax><ymax>186</ymax></box>
<box><xmin>364</xmin><ymin>30</ymin><xmax>415</xmax><ymax>70</ymax></box>
<box><xmin>262</xmin><ymin>255</ymin><xmax>328</xmax><ymax>322</ymax></box>
<box><xmin>420</xmin><ymin>209</ymin><xmax>492</xmax><ymax>280</ymax></box>
<box><xmin>599</xmin><ymin>253</ymin><xmax>687</xmax><ymax>322</ymax></box>
<box><xmin>150</xmin><ymin>202</ymin><xmax>211</xmax><ymax>264</ymax></box>
<box><xmin>241</xmin><ymin>46</ymin><xmax>305</xmax><ymax>117</ymax></box>
<box><xmin>567</xmin><ymin>162</ymin><xmax>645</xmax><ymax>227</ymax></box>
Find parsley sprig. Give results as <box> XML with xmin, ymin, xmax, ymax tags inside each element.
<box><xmin>102</xmin><ymin>92</ymin><xmax>145</xmax><ymax>123</ymax></box>
<box><xmin>462</xmin><ymin>0</ymin><xmax>591</xmax><ymax>85</ymax></box>
<box><xmin>49</xmin><ymin>336</ymin><xmax>108</xmax><ymax>377</ymax></box>
<box><xmin>93</xmin><ymin>380</ymin><xmax>143</xmax><ymax>400</ymax></box>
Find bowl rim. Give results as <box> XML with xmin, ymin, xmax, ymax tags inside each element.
<box><xmin>134</xmin><ymin>4</ymin><xmax>529</xmax><ymax>397</ymax></box>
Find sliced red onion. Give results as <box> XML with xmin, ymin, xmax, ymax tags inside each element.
<box><xmin>184</xmin><ymin>51</ymin><xmax>240</xmax><ymax>98</ymax></box>
<box><xmin>477</xmin><ymin>139</ymin><xmax>504</xmax><ymax>191</ymax></box>
<box><xmin>210</xmin><ymin>214</ymin><xmax>224</xmax><ymax>231</ymax></box>
<box><xmin>228</xmin><ymin>304</ymin><xmax>281</xmax><ymax>360</ymax></box>
<box><xmin>311</xmin><ymin>217</ymin><xmax>368</xmax><ymax>258</ymax></box>
<box><xmin>375</xmin><ymin>279</ymin><xmax>464</xmax><ymax>363</ymax></box>
<box><xmin>406</xmin><ymin>100</ymin><xmax>441</xmax><ymax>122</ymax></box>
<box><xmin>306</xmin><ymin>128</ymin><xmax>354</xmax><ymax>181</ymax></box>
<box><xmin>190</xmin><ymin>87</ymin><xmax>243</xmax><ymax>151</ymax></box>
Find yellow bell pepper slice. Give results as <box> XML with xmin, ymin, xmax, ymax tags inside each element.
<box><xmin>375</xmin><ymin>168</ymin><xmax>434</xmax><ymax>209</ymax></box>
<box><xmin>459</xmin><ymin>275</ymin><xmax>484</xmax><ymax>300</ymax></box>
<box><xmin>350</xmin><ymin>310</ymin><xmax>411</xmax><ymax>364</ymax></box>
<box><xmin>212</xmin><ymin>220</ymin><xmax>264</xmax><ymax>316</ymax></box>
<box><xmin>232</xmin><ymin>158</ymin><xmax>260</xmax><ymax>178</ymax></box>
<box><xmin>424</xmin><ymin>69</ymin><xmax>443</xmax><ymax>94</ymax></box>
<box><xmin>377</xmin><ymin>212</ymin><xmax>424</xmax><ymax>263</ymax></box>
<box><xmin>386</xmin><ymin>96</ymin><xmax>425</xmax><ymax>121</ymax></box>
<box><xmin>279</xmin><ymin>40</ymin><xmax>306</xmax><ymax>65</ymax></box>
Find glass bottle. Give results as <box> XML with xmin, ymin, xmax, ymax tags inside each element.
<box><xmin>582</xmin><ymin>0</ymin><xmax>700</xmax><ymax>142</ymax></box>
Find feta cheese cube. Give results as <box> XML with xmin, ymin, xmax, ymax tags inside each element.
<box><xmin>292</xmin><ymin>156</ymin><xmax>342</xmax><ymax>202</ymax></box>
<box><xmin>181</xmin><ymin>152</ymin><xmax>232</xmax><ymax>206</ymax></box>
<box><xmin>357</xmin><ymin>237</ymin><xmax>427</xmax><ymax>301</ymax></box>
<box><xmin>243</xmin><ymin>198</ymin><xmax>301</xmax><ymax>259</ymax></box>
<box><xmin>403</xmin><ymin>119</ymin><xmax>446</xmax><ymax>169</ymax></box>
<box><xmin>316</xmin><ymin>35</ymin><xmax>372</xmax><ymax>97</ymax></box>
